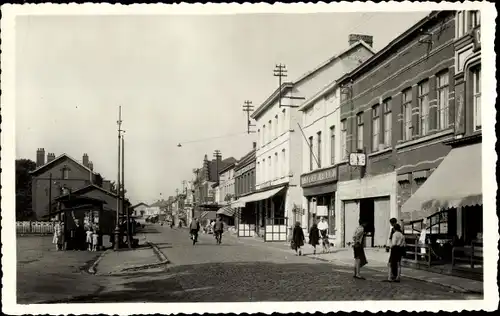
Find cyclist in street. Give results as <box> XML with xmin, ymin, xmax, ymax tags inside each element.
<box><xmin>189</xmin><ymin>217</ymin><xmax>200</xmax><ymax>245</ymax></box>
<box><xmin>318</xmin><ymin>217</ymin><xmax>330</xmax><ymax>253</ymax></box>
<box><xmin>213</xmin><ymin>217</ymin><xmax>224</xmax><ymax>244</ymax></box>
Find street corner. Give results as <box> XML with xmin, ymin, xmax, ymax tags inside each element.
<box><xmin>147</xmin><ymin>241</ymin><xmax>170</xmax><ymax>264</ymax></box>
<box><xmin>87</xmin><ymin>249</ymin><xmax>112</xmax><ymax>275</ymax></box>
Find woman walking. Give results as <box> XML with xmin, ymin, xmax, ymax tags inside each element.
<box><xmin>309</xmin><ymin>222</ymin><xmax>320</xmax><ymax>255</ymax></box>
<box><xmin>291</xmin><ymin>222</ymin><xmax>305</xmax><ymax>256</ymax></box>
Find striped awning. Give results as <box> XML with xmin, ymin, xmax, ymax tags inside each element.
<box><xmin>216</xmin><ymin>206</ymin><xmax>235</xmax><ymax>217</ymax></box>
<box><xmin>200</xmin><ymin>211</ymin><xmax>209</xmax><ymax>218</ymax></box>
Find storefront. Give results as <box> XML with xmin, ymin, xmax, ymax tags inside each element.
<box><xmin>401</xmin><ymin>141</ymin><xmax>483</xmax><ymax>269</ymax></box>
<box><xmin>337</xmin><ymin>172</ymin><xmax>397</xmax><ymax>248</ymax></box>
<box><xmin>233</xmin><ymin>185</ymin><xmax>288</xmax><ymax>241</ymax></box>
<box><xmin>300</xmin><ymin>166</ymin><xmax>338</xmax><ymax>242</ymax></box>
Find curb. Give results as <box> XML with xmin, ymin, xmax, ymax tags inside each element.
<box><xmin>147</xmin><ymin>241</ymin><xmax>169</xmax><ymax>263</ymax></box>
<box><xmin>117</xmin><ymin>240</ymin><xmax>170</xmax><ymax>272</ymax></box>
<box><xmin>307</xmin><ymin>255</ymin><xmax>482</xmax><ymax>294</ymax></box>
<box><xmin>87</xmin><ymin>249</ymin><xmax>111</xmax><ymax>275</ymax></box>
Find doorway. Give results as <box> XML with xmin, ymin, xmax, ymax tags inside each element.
<box><xmin>359</xmin><ymin>198</ymin><xmax>375</xmax><ymax>247</ymax></box>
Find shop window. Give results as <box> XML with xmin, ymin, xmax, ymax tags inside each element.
<box><xmin>341</xmin><ymin>119</ymin><xmax>347</xmax><ymax>159</ymax></box>
<box><xmin>402</xmin><ymin>88</ymin><xmax>412</xmax><ymax>141</ymax></box>
<box><xmin>330</xmin><ymin>125</ymin><xmax>335</xmax><ymax>165</ymax></box>
<box><xmin>309</xmin><ymin>136</ymin><xmax>314</xmax><ymax>171</ymax></box>
<box><xmin>372</xmin><ymin>104</ymin><xmax>380</xmax><ymax>151</ymax></box>
<box><xmin>436</xmin><ymin>71</ymin><xmax>450</xmax><ymax>130</ymax></box>
<box><xmin>418</xmin><ymin>80</ymin><xmax>430</xmax><ymax>136</ymax></box>
<box><xmin>356</xmin><ymin>112</ymin><xmax>364</xmax><ymax>150</ymax></box>
<box><xmin>472</xmin><ymin>67</ymin><xmax>482</xmax><ymax>131</ymax></box>
<box><xmin>317</xmin><ymin>131</ymin><xmax>322</xmax><ymax>168</ymax></box>
<box><xmin>383</xmin><ymin>98</ymin><xmax>392</xmax><ymax>146</ymax></box>
<box><xmin>429</xmin><ymin>211</ymin><xmax>449</xmax><ymax>235</ymax></box>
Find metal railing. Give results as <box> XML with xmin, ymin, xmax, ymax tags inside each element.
<box><xmin>403</xmin><ymin>238</ymin><xmax>433</xmax><ymax>268</ymax></box>
<box><xmin>16</xmin><ymin>221</ymin><xmax>54</xmax><ymax>235</ymax></box>
<box><xmin>452</xmin><ymin>240</ymin><xmax>483</xmax><ymax>269</ymax></box>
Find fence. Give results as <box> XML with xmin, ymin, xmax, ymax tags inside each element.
<box><xmin>16</xmin><ymin>221</ymin><xmax>54</xmax><ymax>235</ymax></box>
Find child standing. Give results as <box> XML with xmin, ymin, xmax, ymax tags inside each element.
<box><xmin>86</xmin><ymin>228</ymin><xmax>93</xmax><ymax>251</ymax></box>
<box><xmin>92</xmin><ymin>229</ymin><xmax>99</xmax><ymax>252</ymax></box>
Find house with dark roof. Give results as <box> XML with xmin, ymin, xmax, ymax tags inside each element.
<box><xmin>29</xmin><ymin>149</ymin><xmax>102</xmax><ymax>220</ymax></box>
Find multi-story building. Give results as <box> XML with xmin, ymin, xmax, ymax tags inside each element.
<box><xmin>192</xmin><ymin>154</ymin><xmax>236</xmax><ymax>222</ymax></box>
<box><xmin>30</xmin><ymin>149</ymin><xmax>102</xmax><ymax>220</ymax></box>
<box><xmin>249</xmin><ymin>35</ymin><xmax>375</xmax><ymax>242</ymax></box>
<box><xmin>298</xmin><ymin>36</ymin><xmax>376</xmax><ymax>244</ymax></box>
<box><xmin>215</xmin><ymin>162</ymin><xmax>237</xmax><ymax>226</ymax></box>
<box><xmin>336</xmin><ymin>11</ymin><xmax>457</xmax><ymax>248</ymax></box>
<box><xmin>401</xmin><ymin>10</ymin><xmax>483</xmax><ymax>247</ymax></box>
<box><xmin>233</xmin><ymin>143</ymin><xmax>257</xmax><ymax>237</ymax></box>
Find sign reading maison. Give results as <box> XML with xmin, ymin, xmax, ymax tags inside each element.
<box><xmin>301</xmin><ymin>166</ymin><xmax>338</xmax><ymax>187</ymax></box>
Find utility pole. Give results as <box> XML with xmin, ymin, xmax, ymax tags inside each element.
<box><xmin>274</xmin><ymin>64</ymin><xmax>287</xmax><ymax>108</ymax></box>
<box><xmin>114</xmin><ymin>106</ymin><xmax>123</xmax><ymax>251</ymax></box>
<box><xmin>213</xmin><ymin>150</ymin><xmax>222</xmax><ymax>185</ymax></box>
<box><xmin>48</xmin><ymin>173</ymin><xmax>52</xmax><ymax>218</ymax></box>
<box><xmin>242</xmin><ymin>100</ymin><xmax>255</xmax><ymax>134</ymax></box>
<box><xmin>122</xmin><ymin>133</ymin><xmax>131</xmax><ymax>249</ymax></box>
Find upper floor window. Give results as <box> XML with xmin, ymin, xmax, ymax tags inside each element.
<box><xmin>402</xmin><ymin>88</ymin><xmax>413</xmax><ymax>141</ymax></box>
<box><xmin>268</xmin><ymin>156</ymin><xmax>272</xmax><ymax>180</ymax></box>
<box><xmin>372</xmin><ymin>105</ymin><xmax>380</xmax><ymax>151</ymax></box>
<box><xmin>436</xmin><ymin>71</ymin><xmax>450</xmax><ymax>130</ymax></box>
<box><xmin>472</xmin><ymin>67</ymin><xmax>482</xmax><ymax>131</ymax></box>
<box><xmin>262</xmin><ymin>125</ymin><xmax>266</xmax><ymax>144</ymax></box>
<box><xmin>262</xmin><ymin>159</ymin><xmax>266</xmax><ymax>181</ymax></box>
<box><xmin>317</xmin><ymin>131</ymin><xmax>322</xmax><ymax>168</ymax></box>
<box><xmin>330</xmin><ymin>126</ymin><xmax>335</xmax><ymax>165</ymax></box>
<box><xmin>274</xmin><ymin>152</ymin><xmax>278</xmax><ymax>179</ymax></box>
<box><xmin>282</xmin><ymin>109</ymin><xmax>287</xmax><ymax>132</ymax></box>
<box><xmin>268</xmin><ymin>120</ymin><xmax>272</xmax><ymax>140</ymax></box>
<box><xmin>356</xmin><ymin>112</ymin><xmax>364</xmax><ymax>150</ymax></box>
<box><xmin>456</xmin><ymin>11</ymin><xmax>466</xmax><ymax>38</ymax></box>
<box><xmin>257</xmin><ymin>129</ymin><xmax>261</xmax><ymax>148</ymax></box>
<box><xmin>341</xmin><ymin>120</ymin><xmax>347</xmax><ymax>159</ymax></box>
<box><xmin>383</xmin><ymin>98</ymin><xmax>392</xmax><ymax>147</ymax></box>
<box><xmin>282</xmin><ymin>149</ymin><xmax>286</xmax><ymax>177</ymax></box>
<box><xmin>62</xmin><ymin>168</ymin><xmax>69</xmax><ymax>180</ymax></box>
<box><xmin>275</xmin><ymin>115</ymin><xmax>279</xmax><ymax>137</ymax></box>
<box><xmin>309</xmin><ymin>136</ymin><xmax>314</xmax><ymax>171</ymax></box>
<box><xmin>471</xmin><ymin>10</ymin><xmax>481</xmax><ymax>28</ymax></box>
<box><xmin>418</xmin><ymin>80</ymin><xmax>430</xmax><ymax>136</ymax></box>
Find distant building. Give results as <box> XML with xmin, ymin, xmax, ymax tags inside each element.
<box><xmin>233</xmin><ymin>143</ymin><xmax>257</xmax><ymax>237</ymax></box>
<box><xmin>131</xmin><ymin>202</ymin><xmax>149</xmax><ymax>217</ymax></box>
<box><xmin>29</xmin><ymin>149</ymin><xmax>101</xmax><ymax>220</ymax></box>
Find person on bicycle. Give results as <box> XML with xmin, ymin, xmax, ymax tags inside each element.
<box><xmin>189</xmin><ymin>218</ymin><xmax>200</xmax><ymax>244</ymax></box>
<box><xmin>317</xmin><ymin>217</ymin><xmax>330</xmax><ymax>252</ymax></box>
<box><xmin>213</xmin><ymin>217</ymin><xmax>224</xmax><ymax>244</ymax></box>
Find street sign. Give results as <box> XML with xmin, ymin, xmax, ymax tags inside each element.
<box><xmin>349</xmin><ymin>152</ymin><xmax>366</xmax><ymax>167</ymax></box>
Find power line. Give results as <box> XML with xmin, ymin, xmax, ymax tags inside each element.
<box><xmin>242</xmin><ymin>100</ymin><xmax>256</xmax><ymax>134</ymax></box>
<box><xmin>177</xmin><ymin>131</ymin><xmax>248</xmax><ymax>147</ymax></box>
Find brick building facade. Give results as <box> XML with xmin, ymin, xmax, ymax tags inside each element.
<box><xmin>233</xmin><ymin>143</ymin><xmax>257</xmax><ymax>237</ymax></box>
<box><xmin>336</xmin><ymin>11</ymin><xmax>457</xmax><ymax>247</ymax></box>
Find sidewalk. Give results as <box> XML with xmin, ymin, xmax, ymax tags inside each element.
<box><xmin>231</xmin><ymin>234</ymin><xmax>484</xmax><ymax>294</ymax></box>
<box><xmin>93</xmin><ymin>232</ymin><xmax>167</xmax><ymax>275</ymax></box>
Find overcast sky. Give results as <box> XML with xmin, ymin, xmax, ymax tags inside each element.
<box><xmin>15</xmin><ymin>11</ymin><xmax>429</xmax><ymax>204</ymax></box>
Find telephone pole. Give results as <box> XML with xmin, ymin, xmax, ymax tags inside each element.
<box><xmin>114</xmin><ymin>106</ymin><xmax>123</xmax><ymax>251</ymax></box>
<box><xmin>274</xmin><ymin>64</ymin><xmax>287</xmax><ymax>108</ymax></box>
<box><xmin>242</xmin><ymin>100</ymin><xmax>255</xmax><ymax>134</ymax></box>
<box><xmin>122</xmin><ymin>133</ymin><xmax>132</xmax><ymax>249</ymax></box>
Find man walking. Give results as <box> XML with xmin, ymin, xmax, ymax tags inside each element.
<box><xmin>213</xmin><ymin>217</ymin><xmax>224</xmax><ymax>244</ymax></box>
<box><xmin>353</xmin><ymin>220</ymin><xmax>368</xmax><ymax>280</ymax></box>
<box><xmin>385</xmin><ymin>218</ymin><xmax>398</xmax><ymax>280</ymax></box>
<box><xmin>189</xmin><ymin>217</ymin><xmax>200</xmax><ymax>245</ymax></box>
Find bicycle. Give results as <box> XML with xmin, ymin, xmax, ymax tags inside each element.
<box><xmin>190</xmin><ymin>230</ymin><xmax>198</xmax><ymax>245</ymax></box>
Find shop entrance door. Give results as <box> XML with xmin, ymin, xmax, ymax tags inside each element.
<box><xmin>359</xmin><ymin>199</ymin><xmax>375</xmax><ymax>248</ymax></box>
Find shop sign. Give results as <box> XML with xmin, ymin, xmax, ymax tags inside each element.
<box><xmin>235</xmin><ymin>162</ymin><xmax>255</xmax><ymax>177</ymax></box>
<box><xmin>301</xmin><ymin>166</ymin><xmax>338</xmax><ymax>187</ymax></box>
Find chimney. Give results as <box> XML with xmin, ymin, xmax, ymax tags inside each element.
<box><xmin>36</xmin><ymin>148</ymin><xmax>45</xmax><ymax>167</ymax></box>
<box><xmin>349</xmin><ymin>34</ymin><xmax>373</xmax><ymax>47</ymax></box>
<box><xmin>252</xmin><ymin>142</ymin><xmax>257</xmax><ymax>149</ymax></box>
<box><xmin>82</xmin><ymin>153</ymin><xmax>89</xmax><ymax>167</ymax></box>
<box><xmin>88</xmin><ymin>161</ymin><xmax>94</xmax><ymax>171</ymax></box>
<box><xmin>47</xmin><ymin>152</ymin><xmax>56</xmax><ymax>163</ymax></box>
<box><xmin>102</xmin><ymin>180</ymin><xmax>111</xmax><ymax>192</ymax></box>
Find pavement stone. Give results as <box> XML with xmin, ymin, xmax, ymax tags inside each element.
<box><xmin>57</xmin><ymin>224</ymin><xmax>481</xmax><ymax>302</ymax></box>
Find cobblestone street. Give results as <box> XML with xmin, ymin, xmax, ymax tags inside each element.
<box><xmin>50</xmin><ymin>225</ymin><xmax>479</xmax><ymax>303</ymax></box>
